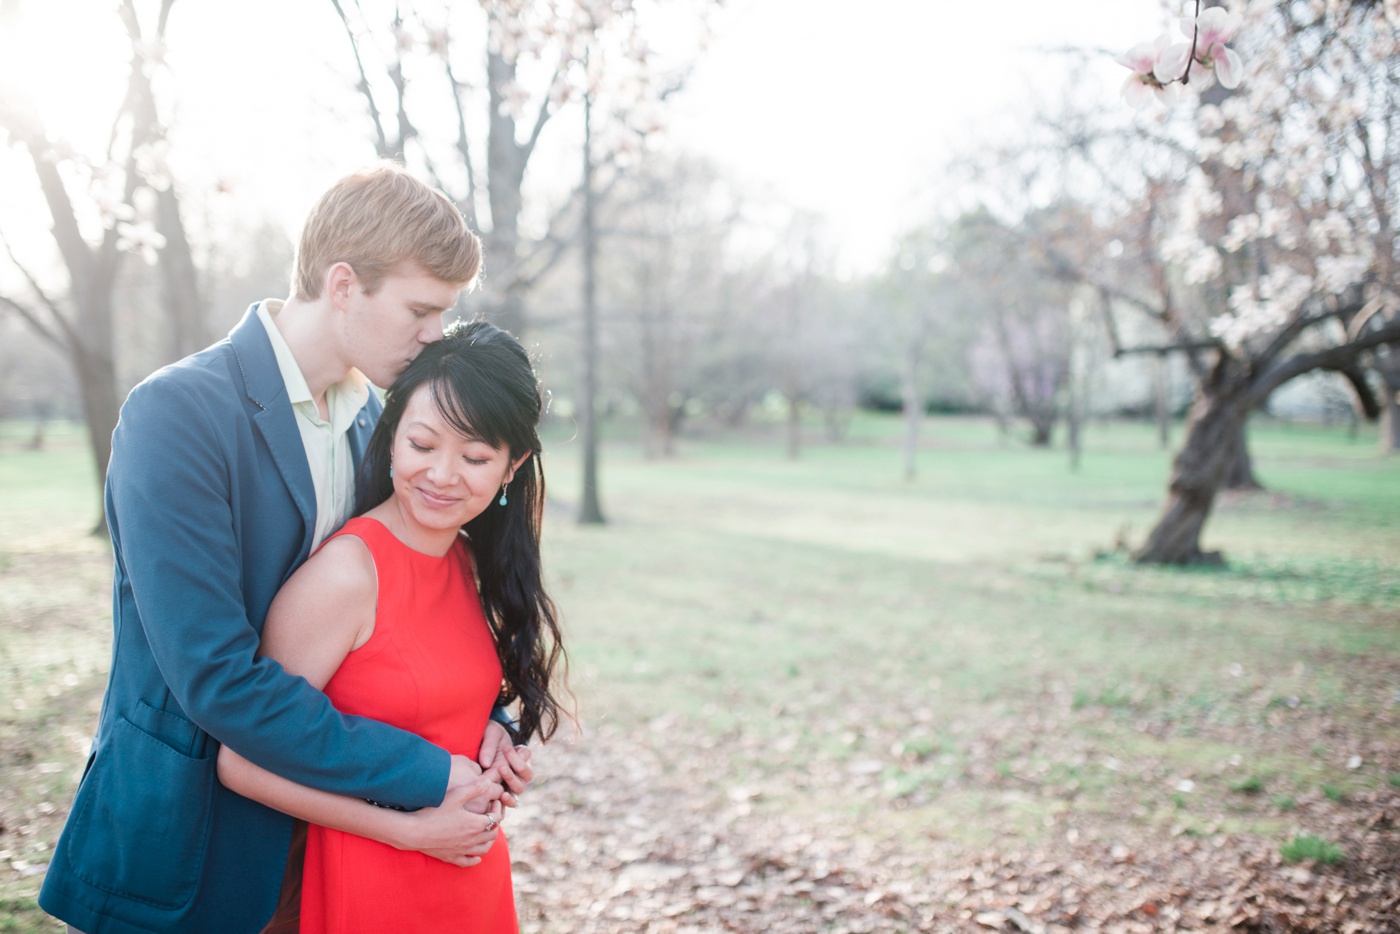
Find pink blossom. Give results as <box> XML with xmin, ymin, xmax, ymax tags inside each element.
<box><xmin>1117</xmin><ymin>37</ymin><xmax>1164</xmax><ymax>77</ymax></box>
<box><xmin>1152</xmin><ymin>40</ymin><xmax>1192</xmax><ymax>84</ymax></box>
<box><xmin>1180</xmin><ymin>7</ymin><xmax>1244</xmax><ymax>89</ymax></box>
<box><xmin>1201</xmin><ymin>42</ymin><xmax>1243</xmax><ymax>89</ymax></box>
<box><xmin>1116</xmin><ymin>36</ymin><xmax>1180</xmax><ymax>108</ymax></box>
<box><xmin>1184</xmin><ymin>7</ymin><xmax>1242</xmax><ymax>48</ymax></box>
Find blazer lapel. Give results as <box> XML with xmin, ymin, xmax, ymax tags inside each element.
<box><xmin>228</xmin><ymin>305</ymin><xmax>316</xmax><ymax>561</ymax></box>
<box><xmin>348</xmin><ymin>390</ymin><xmax>382</xmax><ymax>469</ymax></box>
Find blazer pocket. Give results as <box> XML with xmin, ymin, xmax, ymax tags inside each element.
<box><xmin>65</xmin><ymin>710</ymin><xmax>215</xmax><ymax>911</ymax></box>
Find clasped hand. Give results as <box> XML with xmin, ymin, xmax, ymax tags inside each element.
<box><xmin>409</xmin><ymin>722</ymin><xmax>533</xmax><ymax>867</ymax></box>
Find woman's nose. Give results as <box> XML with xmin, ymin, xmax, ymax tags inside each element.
<box><xmin>425</xmin><ymin>453</ymin><xmax>456</xmax><ymax>484</ymax></box>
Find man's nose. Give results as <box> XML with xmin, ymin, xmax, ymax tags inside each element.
<box><xmin>422</xmin><ymin>313</ymin><xmax>446</xmax><ymax>343</ymax></box>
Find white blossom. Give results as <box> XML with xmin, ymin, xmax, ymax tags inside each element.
<box><xmin>116</xmin><ymin>220</ymin><xmax>166</xmax><ymax>264</ymax></box>
<box><xmin>1222</xmin><ymin>213</ymin><xmax>1259</xmax><ymax>252</ymax></box>
<box><xmin>133</xmin><ymin>141</ymin><xmax>172</xmax><ymax>191</ymax></box>
<box><xmin>1315</xmin><ymin>253</ymin><xmax>1370</xmax><ymax>294</ymax></box>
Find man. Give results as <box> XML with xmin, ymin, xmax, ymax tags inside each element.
<box><xmin>40</xmin><ymin>163</ymin><xmax>529</xmax><ymax>934</ymax></box>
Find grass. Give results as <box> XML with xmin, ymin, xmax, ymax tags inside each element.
<box><xmin>1280</xmin><ymin>833</ymin><xmax>1345</xmax><ymax>865</ymax></box>
<box><xmin>2</xmin><ymin>412</ymin><xmax>1398</xmax><ymax>928</ymax></box>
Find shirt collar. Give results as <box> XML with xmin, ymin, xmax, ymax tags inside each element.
<box><xmin>255</xmin><ymin>300</ymin><xmax>370</xmax><ymax>426</ymax></box>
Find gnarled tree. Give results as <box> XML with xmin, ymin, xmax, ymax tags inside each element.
<box><xmin>1124</xmin><ymin>0</ymin><xmax>1400</xmax><ymax>563</ymax></box>
<box><xmin>0</xmin><ymin>0</ymin><xmax>200</xmax><ymax>530</ymax></box>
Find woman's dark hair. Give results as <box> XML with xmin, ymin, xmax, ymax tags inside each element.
<box><xmin>357</xmin><ymin>320</ymin><xmax>566</xmax><ymax>743</ymax></box>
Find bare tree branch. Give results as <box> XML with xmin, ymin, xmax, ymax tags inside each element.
<box><xmin>388</xmin><ymin>11</ymin><xmax>415</xmax><ymax>156</ymax></box>
<box><xmin>1113</xmin><ymin>338</ymin><xmax>1227</xmax><ymax>357</ymax></box>
<box><xmin>0</xmin><ymin>229</ymin><xmax>77</xmax><ymax>347</ymax></box>
<box><xmin>1251</xmin><ymin>317</ymin><xmax>1400</xmax><ymax>404</ymax></box>
<box><xmin>0</xmin><ymin>293</ymin><xmax>67</xmax><ymax>351</ymax></box>
<box><xmin>1334</xmin><ymin>361</ymin><xmax>1381</xmax><ymax>419</ymax></box>
<box><xmin>520</xmin><ymin>67</ymin><xmax>561</xmax><ymax>165</ymax></box>
<box><xmin>330</xmin><ymin>0</ymin><xmax>390</xmax><ymax>157</ymax></box>
<box><xmin>156</xmin><ymin>0</ymin><xmax>175</xmax><ymax>35</ymax></box>
<box><xmin>1255</xmin><ymin>292</ymin><xmax>1366</xmax><ymax>366</ymax></box>
<box><xmin>510</xmin><ymin>163</ymin><xmax>630</xmax><ymax>296</ymax></box>
<box><xmin>444</xmin><ymin>62</ymin><xmax>479</xmax><ymax>230</ymax></box>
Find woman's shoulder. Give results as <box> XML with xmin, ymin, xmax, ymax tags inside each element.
<box><xmin>292</xmin><ymin>530</ymin><xmax>378</xmax><ymax>604</ymax></box>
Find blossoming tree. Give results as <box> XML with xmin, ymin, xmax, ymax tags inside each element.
<box><xmin>327</xmin><ymin>0</ymin><xmax>719</xmax><ymax>337</ymax></box>
<box><xmin>1104</xmin><ymin>0</ymin><xmax>1400</xmax><ymax>563</ymax></box>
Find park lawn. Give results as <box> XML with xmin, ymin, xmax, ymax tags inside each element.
<box><xmin>0</xmin><ymin>413</ymin><xmax>1397</xmax><ymax>930</ymax></box>
<box><xmin>539</xmin><ymin>415</ymin><xmax>1398</xmax><ymax>856</ymax></box>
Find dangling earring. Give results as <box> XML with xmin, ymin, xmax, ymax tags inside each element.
<box><xmin>389</xmin><ymin>461</ymin><xmax>394</xmax><ymax>479</ymax></box>
<box><xmin>498</xmin><ymin>483</ymin><xmax>509</xmax><ymax>507</ymax></box>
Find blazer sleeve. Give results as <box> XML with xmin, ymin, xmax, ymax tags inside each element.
<box><xmin>107</xmin><ymin>374</ymin><xmax>450</xmax><ymax>809</ymax></box>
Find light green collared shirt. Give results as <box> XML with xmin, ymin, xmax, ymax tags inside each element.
<box><xmin>256</xmin><ymin>300</ymin><xmax>371</xmax><ymax>550</ymax></box>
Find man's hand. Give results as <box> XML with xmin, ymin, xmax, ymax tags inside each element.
<box><xmin>402</xmin><ymin>778</ymin><xmax>503</xmax><ymax>866</ymax></box>
<box><xmin>446</xmin><ymin>753</ymin><xmax>484</xmax><ymax>791</ymax></box>
<box><xmin>477</xmin><ymin>721</ymin><xmax>533</xmax><ymax>803</ymax></box>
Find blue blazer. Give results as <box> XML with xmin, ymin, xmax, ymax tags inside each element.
<box><xmin>40</xmin><ymin>307</ymin><xmax>453</xmax><ymax>934</ymax></box>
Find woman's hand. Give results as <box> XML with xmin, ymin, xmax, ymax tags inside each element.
<box><xmin>477</xmin><ymin>721</ymin><xmax>534</xmax><ymax>804</ymax></box>
<box><xmin>447</xmin><ymin>753</ymin><xmax>485</xmax><ymax>792</ymax></box>
<box><xmin>400</xmin><ymin>778</ymin><xmax>504</xmax><ymax>867</ymax></box>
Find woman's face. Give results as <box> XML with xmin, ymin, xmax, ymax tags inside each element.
<box><xmin>389</xmin><ymin>383</ymin><xmax>522</xmax><ymax>533</ymax></box>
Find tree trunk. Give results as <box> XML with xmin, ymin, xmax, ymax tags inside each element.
<box><xmin>1381</xmin><ymin>388</ymin><xmax>1400</xmax><ymax>454</ymax></box>
<box><xmin>900</xmin><ymin>344</ymin><xmax>921</xmax><ymax>481</ymax></box>
<box><xmin>576</xmin><ymin>82</ymin><xmax>604</xmax><ymax>525</ymax></box>
<box><xmin>72</xmin><ymin>339</ymin><xmax>120</xmax><ymax>536</ymax></box>
<box><xmin>1222</xmin><ymin>420</ymin><xmax>1264</xmax><ymax>490</ymax></box>
<box><xmin>1154</xmin><ymin>354</ymin><xmax>1172</xmax><ymax>449</ymax></box>
<box><xmin>484</xmin><ymin>50</ymin><xmax>528</xmax><ymax>338</ymax></box>
<box><xmin>1134</xmin><ymin>387</ymin><xmax>1249</xmax><ymax>565</ymax></box>
<box><xmin>1067</xmin><ymin>400</ymin><xmax>1082</xmax><ymax>471</ymax></box>
<box><xmin>71</xmin><ymin>257</ymin><xmax>121</xmax><ymax>536</ymax></box>
<box><xmin>642</xmin><ymin>404</ymin><xmax>676</xmax><ymax>459</ymax></box>
<box><xmin>1029</xmin><ymin>416</ymin><xmax>1054</xmax><ymax>447</ymax></box>
<box><xmin>1379</xmin><ymin>368</ymin><xmax>1400</xmax><ymax>454</ymax></box>
<box><xmin>785</xmin><ymin>394</ymin><xmax>801</xmax><ymax>460</ymax></box>
<box><xmin>823</xmin><ymin>404</ymin><xmax>850</xmax><ymax>443</ymax></box>
<box><xmin>155</xmin><ymin>186</ymin><xmax>204</xmax><ymax>359</ymax></box>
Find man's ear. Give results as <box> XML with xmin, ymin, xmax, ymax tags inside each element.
<box><xmin>326</xmin><ymin>262</ymin><xmax>357</xmax><ymax>311</ymax></box>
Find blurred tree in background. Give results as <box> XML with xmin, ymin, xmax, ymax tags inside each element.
<box><xmin>2</xmin><ymin>0</ymin><xmax>1398</xmax><ymax>558</ymax></box>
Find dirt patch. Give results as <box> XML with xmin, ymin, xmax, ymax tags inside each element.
<box><xmin>510</xmin><ymin>725</ymin><xmax>1400</xmax><ymax>933</ymax></box>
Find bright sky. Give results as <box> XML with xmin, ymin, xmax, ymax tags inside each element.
<box><xmin>0</xmin><ymin>0</ymin><xmax>1170</xmax><ymax>277</ymax></box>
<box><xmin>668</xmin><ymin>0</ymin><xmax>1166</xmax><ymax>270</ymax></box>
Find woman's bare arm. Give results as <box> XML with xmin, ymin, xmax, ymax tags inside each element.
<box><xmin>216</xmin><ymin>534</ymin><xmax>500</xmax><ymax>863</ymax></box>
<box><xmin>217</xmin><ymin>747</ymin><xmax>501</xmax><ymax>866</ymax></box>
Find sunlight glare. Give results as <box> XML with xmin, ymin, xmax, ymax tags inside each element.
<box><xmin>1</xmin><ymin>6</ymin><xmax>131</xmax><ymax>155</ymax></box>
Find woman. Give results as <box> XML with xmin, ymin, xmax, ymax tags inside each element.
<box><xmin>218</xmin><ymin>321</ymin><xmax>568</xmax><ymax>933</ymax></box>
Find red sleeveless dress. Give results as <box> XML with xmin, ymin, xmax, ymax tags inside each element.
<box><xmin>299</xmin><ymin>516</ymin><xmax>517</xmax><ymax>934</ymax></box>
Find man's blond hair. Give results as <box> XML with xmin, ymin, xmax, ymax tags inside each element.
<box><xmin>293</xmin><ymin>163</ymin><xmax>481</xmax><ymax>300</ymax></box>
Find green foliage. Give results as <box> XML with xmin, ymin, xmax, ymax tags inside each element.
<box><xmin>1280</xmin><ymin>834</ymin><xmax>1344</xmax><ymax>865</ymax></box>
<box><xmin>1270</xmin><ymin>795</ymin><xmax>1297</xmax><ymax>811</ymax></box>
<box><xmin>1230</xmin><ymin>776</ymin><xmax>1265</xmax><ymax>794</ymax></box>
<box><xmin>1322</xmin><ymin>784</ymin><xmax>1346</xmax><ymax>803</ymax></box>
<box><xmin>893</xmin><ymin>737</ymin><xmax>940</xmax><ymax>761</ymax></box>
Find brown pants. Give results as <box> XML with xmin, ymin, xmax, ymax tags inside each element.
<box><xmin>260</xmin><ymin>820</ymin><xmax>308</xmax><ymax>934</ymax></box>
